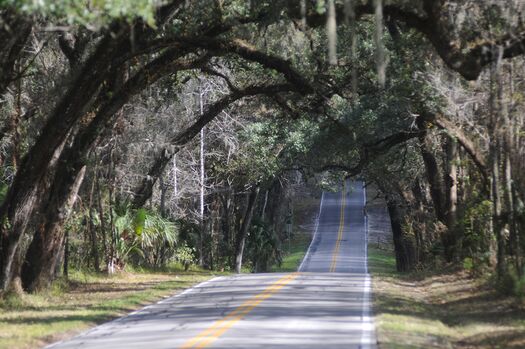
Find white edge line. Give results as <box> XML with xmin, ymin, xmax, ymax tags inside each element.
<box><xmin>44</xmin><ymin>275</ymin><xmax>226</xmax><ymax>349</ymax></box>
<box><xmin>360</xmin><ymin>182</ymin><xmax>377</xmax><ymax>348</ymax></box>
<box><xmin>298</xmin><ymin>191</ymin><xmax>325</xmax><ymax>272</ymax></box>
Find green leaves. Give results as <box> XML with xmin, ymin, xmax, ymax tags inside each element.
<box><xmin>5</xmin><ymin>0</ymin><xmax>158</xmax><ymax>27</ymax></box>
<box><xmin>133</xmin><ymin>208</ymin><xmax>147</xmax><ymax>237</ymax></box>
<box><xmin>113</xmin><ymin>207</ymin><xmax>179</xmax><ymax>267</ymax></box>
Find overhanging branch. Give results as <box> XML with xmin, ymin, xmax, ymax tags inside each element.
<box><xmin>132</xmin><ymin>83</ymin><xmax>296</xmax><ymax>208</ymax></box>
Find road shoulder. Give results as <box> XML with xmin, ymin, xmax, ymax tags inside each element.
<box><xmin>366</xmin><ymin>187</ymin><xmax>525</xmax><ymax>349</ymax></box>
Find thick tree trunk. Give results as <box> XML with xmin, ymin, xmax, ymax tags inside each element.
<box><xmin>234</xmin><ymin>186</ymin><xmax>260</xmax><ymax>274</ymax></box>
<box><xmin>0</xmin><ymin>27</ymin><xmax>130</xmax><ymax>290</ymax></box>
<box><xmin>417</xmin><ymin>118</ymin><xmax>461</xmax><ymax>261</ymax></box>
<box><xmin>418</xmin><ymin>137</ymin><xmax>446</xmax><ymax>222</ymax></box>
<box><xmin>0</xmin><ymin>5</ymin><xmax>190</xmax><ymax>290</ymax></box>
<box><xmin>410</xmin><ymin>180</ymin><xmax>428</xmax><ymax>264</ymax></box>
<box><xmin>386</xmin><ymin>198</ymin><xmax>415</xmax><ymax>272</ymax></box>
<box><xmin>21</xmin><ymin>166</ymin><xmax>86</xmax><ymax>292</ymax></box>
<box><xmin>219</xmin><ymin>187</ymin><xmax>235</xmax><ymax>266</ymax></box>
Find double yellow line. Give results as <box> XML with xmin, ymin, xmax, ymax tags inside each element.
<box><xmin>329</xmin><ymin>183</ymin><xmax>346</xmax><ymax>272</ymax></box>
<box><xmin>180</xmin><ymin>272</ymin><xmax>300</xmax><ymax>349</ymax></box>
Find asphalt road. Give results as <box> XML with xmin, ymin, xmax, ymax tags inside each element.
<box><xmin>48</xmin><ymin>180</ymin><xmax>376</xmax><ymax>349</ymax></box>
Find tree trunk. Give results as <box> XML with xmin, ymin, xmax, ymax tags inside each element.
<box><xmin>444</xmin><ymin>136</ymin><xmax>459</xmax><ymax>260</ymax></box>
<box><xmin>0</xmin><ymin>27</ymin><xmax>131</xmax><ymax>291</ymax></box>
<box><xmin>21</xmin><ymin>166</ymin><xmax>86</xmax><ymax>292</ymax></box>
<box><xmin>159</xmin><ymin>174</ymin><xmax>167</xmax><ymax>216</ymax></box>
<box><xmin>491</xmin><ymin>141</ymin><xmax>506</xmax><ymax>277</ymax></box>
<box><xmin>386</xmin><ymin>197</ymin><xmax>415</xmax><ymax>272</ymax></box>
<box><xmin>96</xmin><ymin>168</ymin><xmax>109</xmax><ymax>271</ymax></box>
<box><xmin>63</xmin><ymin>230</ymin><xmax>69</xmax><ymax>278</ymax></box>
<box><xmin>87</xmin><ymin>172</ymin><xmax>100</xmax><ymax>271</ymax></box>
<box><xmin>490</xmin><ymin>50</ymin><xmax>506</xmax><ymax>277</ymax></box>
<box><xmin>198</xmin><ymin>107</ymin><xmax>205</xmax><ymax>265</ymax></box>
<box><xmin>418</xmin><ymin>137</ymin><xmax>446</xmax><ymax>222</ymax></box>
<box><xmin>234</xmin><ymin>186</ymin><xmax>260</xmax><ymax>273</ymax></box>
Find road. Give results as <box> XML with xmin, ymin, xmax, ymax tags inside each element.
<box><xmin>47</xmin><ymin>180</ymin><xmax>376</xmax><ymax>349</ymax></box>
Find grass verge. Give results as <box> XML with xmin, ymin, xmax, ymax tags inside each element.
<box><xmin>369</xmin><ymin>245</ymin><xmax>525</xmax><ymax>349</ymax></box>
<box><xmin>271</xmin><ymin>232</ymin><xmax>311</xmax><ymax>272</ymax></box>
<box><xmin>0</xmin><ymin>266</ymin><xmax>221</xmax><ymax>349</ymax></box>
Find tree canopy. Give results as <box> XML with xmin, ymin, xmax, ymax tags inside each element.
<box><xmin>0</xmin><ymin>0</ymin><xmax>524</xmax><ymax>294</ymax></box>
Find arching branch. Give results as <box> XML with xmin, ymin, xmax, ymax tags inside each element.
<box><xmin>287</xmin><ymin>0</ymin><xmax>525</xmax><ymax>80</ymax></box>
<box><xmin>132</xmin><ymin>83</ymin><xmax>296</xmax><ymax>208</ymax></box>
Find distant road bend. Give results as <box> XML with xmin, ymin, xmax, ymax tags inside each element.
<box><xmin>48</xmin><ymin>180</ymin><xmax>377</xmax><ymax>349</ymax></box>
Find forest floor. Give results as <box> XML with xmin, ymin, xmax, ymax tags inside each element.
<box><xmin>367</xmin><ymin>189</ymin><xmax>525</xmax><ymax>349</ymax></box>
<box><xmin>0</xmin><ymin>267</ymin><xmax>221</xmax><ymax>349</ymax></box>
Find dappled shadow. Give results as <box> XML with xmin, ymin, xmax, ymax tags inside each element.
<box><xmin>3</xmin><ymin>313</ymin><xmax>116</xmax><ymax>325</ymax></box>
<box><xmin>45</xmin><ymin>272</ymin><xmax>375</xmax><ymax>349</ymax></box>
<box><xmin>373</xmin><ymin>271</ymin><xmax>525</xmax><ymax>349</ymax></box>
<box><xmin>374</xmin><ymin>275</ymin><xmax>523</xmax><ymax>323</ymax></box>
<box><xmin>456</xmin><ymin>330</ymin><xmax>525</xmax><ymax>348</ymax></box>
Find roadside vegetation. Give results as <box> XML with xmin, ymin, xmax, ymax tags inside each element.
<box><xmin>0</xmin><ymin>267</ymin><xmax>219</xmax><ymax>349</ymax></box>
<box><xmin>272</xmin><ymin>232</ymin><xmax>311</xmax><ymax>272</ymax></box>
<box><xmin>367</xmin><ymin>189</ymin><xmax>525</xmax><ymax>349</ymax></box>
<box><xmin>1</xmin><ymin>1</ymin><xmax>525</xmax><ymax>347</ymax></box>
<box><xmin>370</xmin><ymin>245</ymin><xmax>525</xmax><ymax>349</ymax></box>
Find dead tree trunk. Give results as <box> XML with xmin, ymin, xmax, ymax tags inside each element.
<box><xmin>443</xmin><ymin>136</ymin><xmax>459</xmax><ymax>260</ymax></box>
<box><xmin>131</xmin><ymin>84</ymin><xmax>293</xmax><ymax>208</ymax></box>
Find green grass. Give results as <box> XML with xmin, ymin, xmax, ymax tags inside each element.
<box><xmin>368</xmin><ymin>246</ymin><xmax>525</xmax><ymax>349</ymax></box>
<box><xmin>0</xmin><ymin>266</ymin><xmax>221</xmax><ymax>349</ymax></box>
<box><xmin>272</xmin><ymin>232</ymin><xmax>311</xmax><ymax>272</ymax></box>
<box><xmin>368</xmin><ymin>245</ymin><xmax>397</xmax><ymax>277</ymax></box>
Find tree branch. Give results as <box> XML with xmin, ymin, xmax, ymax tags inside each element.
<box><xmin>432</xmin><ymin>114</ymin><xmax>489</xmax><ymax>186</ymax></box>
<box><xmin>287</xmin><ymin>0</ymin><xmax>525</xmax><ymax>80</ymax></box>
<box><xmin>132</xmin><ymin>82</ymin><xmax>296</xmax><ymax>208</ymax></box>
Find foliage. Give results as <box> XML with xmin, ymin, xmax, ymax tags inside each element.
<box><xmin>246</xmin><ymin>218</ymin><xmax>281</xmax><ymax>272</ymax></box>
<box><xmin>1</xmin><ymin>0</ymin><xmax>525</xmax><ymax>295</ymax></box>
<box><xmin>113</xmin><ymin>207</ymin><xmax>178</xmax><ymax>268</ymax></box>
<box><xmin>173</xmin><ymin>243</ymin><xmax>196</xmax><ymax>271</ymax></box>
<box><xmin>460</xmin><ymin>200</ymin><xmax>493</xmax><ymax>258</ymax></box>
<box><xmin>7</xmin><ymin>0</ymin><xmax>158</xmax><ymax>27</ymax></box>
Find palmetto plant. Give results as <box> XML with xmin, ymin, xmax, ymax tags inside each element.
<box><xmin>113</xmin><ymin>206</ymin><xmax>179</xmax><ymax>268</ymax></box>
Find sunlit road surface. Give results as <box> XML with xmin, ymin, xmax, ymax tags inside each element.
<box><xmin>47</xmin><ymin>180</ymin><xmax>376</xmax><ymax>349</ymax></box>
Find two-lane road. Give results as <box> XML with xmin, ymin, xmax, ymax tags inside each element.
<box><xmin>48</xmin><ymin>180</ymin><xmax>376</xmax><ymax>349</ymax></box>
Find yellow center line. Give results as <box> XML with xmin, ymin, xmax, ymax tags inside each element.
<box><xmin>330</xmin><ymin>182</ymin><xmax>346</xmax><ymax>272</ymax></box>
<box><xmin>180</xmin><ymin>272</ymin><xmax>300</xmax><ymax>349</ymax></box>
